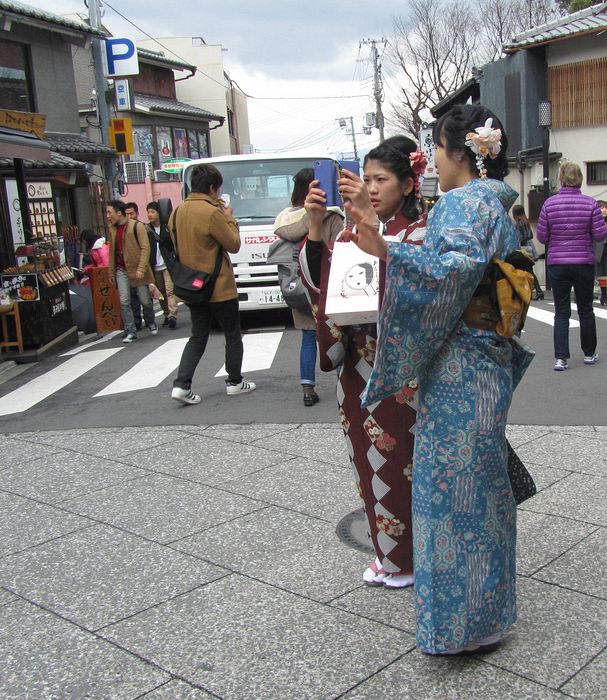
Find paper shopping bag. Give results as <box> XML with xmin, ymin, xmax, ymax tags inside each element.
<box><xmin>324</xmin><ymin>240</ymin><xmax>379</xmax><ymax>325</ymax></box>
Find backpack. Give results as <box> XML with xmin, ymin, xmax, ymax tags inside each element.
<box><xmin>266</xmin><ymin>237</ymin><xmax>310</xmax><ymax>309</ymax></box>
<box><xmin>145</xmin><ymin>225</ymin><xmax>158</xmax><ymax>267</ymax></box>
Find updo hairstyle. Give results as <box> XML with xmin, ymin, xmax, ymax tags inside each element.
<box><xmin>432</xmin><ymin>104</ymin><xmax>509</xmax><ymax>181</ymax></box>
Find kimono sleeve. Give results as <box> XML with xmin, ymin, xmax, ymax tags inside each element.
<box><xmin>362</xmin><ymin>191</ymin><xmax>496</xmax><ymax>406</ymax></box>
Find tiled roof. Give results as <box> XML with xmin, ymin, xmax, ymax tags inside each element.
<box><xmin>0</xmin><ymin>151</ymin><xmax>86</xmax><ymax>171</ymax></box>
<box><xmin>134</xmin><ymin>94</ymin><xmax>224</xmax><ymax>122</ymax></box>
<box><xmin>505</xmin><ymin>2</ymin><xmax>607</xmax><ymax>51</ymax></box>
<box><xmin>45</xmin><ymin>132</ymin><xmax>115</xmax><ymax>156</ymax></box>
<box><xmin>137</xmin><ymin>47</ymin><xmax>196</xmax><ymax>73</ymax></box>
<box><xmin>0</xmin><ymin>0</ymin><xmax>106</xmax><ymax>37</ymax></box>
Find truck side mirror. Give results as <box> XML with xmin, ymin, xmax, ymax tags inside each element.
<box><xmin>157</xmin><ymin>198</ymin><xmax>173</xmax><ymax>226</ymax></box>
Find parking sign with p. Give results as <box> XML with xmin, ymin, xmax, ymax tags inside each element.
<box><xmin>103</xmin><ymin>38</ymin><xmax>139</xmax><ymax>77</ymax></box>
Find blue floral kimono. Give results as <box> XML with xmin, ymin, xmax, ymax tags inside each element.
<box><xmin>363</xmin><ymin>178</ymin><xmax>534</xmax><ymax>654</ymax></box>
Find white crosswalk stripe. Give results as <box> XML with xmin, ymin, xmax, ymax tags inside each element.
<box><xmin>526</xmin><ymin>305</ymin><xmax>580</xmax><ymax>328</ymax></box>
<box><xmin>215</xmin><ymin>332</ymin><xmax>283</xmax><ymax>377</ymax></box>
<box><xmin>0</xmin><ymin>348</ymin><xmax>123</xmax><ymax>416</ymax></box>
<box><xmin>94</xmin><ymin>338</ymin><xmax>189</xmax><ymax>396</ymax></box>
<box><xmin>60</xmin><ymin>331</ymin><xmax>122</xmax><ymax>356</ymax></box>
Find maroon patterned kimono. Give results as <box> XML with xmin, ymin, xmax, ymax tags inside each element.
<box><xmin>302</xmin><ymin>213</ymin><xmax>426</xmax><ymax>574</ymax></box>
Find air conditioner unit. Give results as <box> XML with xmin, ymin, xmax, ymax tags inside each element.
<box><xmin>154</xmin><ymin>169</ymin><xmax>180</xmax><ymax>182</ymax></box>
<box><xmin>124</xmin><ymin>160</ymin><xmax>151</xmax><ymax>184</ymax></box>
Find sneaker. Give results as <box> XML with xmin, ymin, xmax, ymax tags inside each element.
<box><xmin>167</xmin><ymin>316</ymin><xmax>177</xmax><ymax>329</ymax></box>
<box><xmin>226</xmin><ymin>379</ymin><xmax>256</xmax><ymax>396</ymax></box>
<box><xmin>162</xmin><ymin>316</ymin><xmax>170</xmax><ymax>327</ymax></box>
<box><xmin>554</xmin><ymin>359</ymin><xmax>568</xmax><ymax>371</ymax></box>
<box><xmin>148</xmin><ymin>323</ymin><xmax>158</xmax><ymax>336</ymax></box>
<box><xmin>584</xmin><ymin>353</ymin><xmax>598</xmax><ymax>365</ymax></box>
<box><xmin>122</xmin><ymin>332</ymin><xmax>136</xmax><ymax>344</ymax></box>
<box><xmin>171</xmin><ymin>387</ymin><xmax>201</xmax><ymax>405</ymax></box>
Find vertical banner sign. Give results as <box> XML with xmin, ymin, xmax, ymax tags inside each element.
<box><xmin>114</xmin><ymin>78</ymin><xmax>133</xmax><ymax>111</ymax></box>
<box><xmin>90</xmin><ymin>267</ymin><xmax>122</xmax><ymax>333</ymax></box>
<box><xmin>103</xmin><ymin>38</ymin><xmax>140</xmax><ymax>77</ymax></box>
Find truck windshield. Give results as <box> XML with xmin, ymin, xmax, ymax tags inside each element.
<box><xmin>183</xmin><ymin>158</ymin><xmax>317</xmax><ymax>222</ymax></box>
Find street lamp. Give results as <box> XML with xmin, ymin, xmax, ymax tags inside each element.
<box><xmin>539</xmin><ymin>100</ymin><xmax>552</xmax><ymax>291</ymax></box>
<box><xmin>538</xmin><ymin>100</ymin><xmax>552</xmax><ymax>202</ymax></box>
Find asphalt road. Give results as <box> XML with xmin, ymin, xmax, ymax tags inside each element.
<box><xmin>0</xmin><ymin>299</ymin><xmax>605</xmax><ymax>433</ymax></box>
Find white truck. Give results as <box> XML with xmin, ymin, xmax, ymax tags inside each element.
<box><xmin>181</xmin><ymin>153</ymin><xmax>333</xmax><ymax>311</ymax></box>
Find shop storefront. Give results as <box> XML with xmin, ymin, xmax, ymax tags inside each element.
<box><xmin>0</xmin><ymin>122</ymin><xmax>79</xmax><ymax>360</ymax></box>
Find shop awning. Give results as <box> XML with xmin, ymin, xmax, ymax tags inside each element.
<box><xmin>0</xmin><ymin>126</ymin><xmax>51</xmax><ymax>161</ymax></box>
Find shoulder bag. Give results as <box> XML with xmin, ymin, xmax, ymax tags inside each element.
<box><xmin>168</xmin><ymin>207</ymin><xmax>224</xmax><ymax>305</ymax></box>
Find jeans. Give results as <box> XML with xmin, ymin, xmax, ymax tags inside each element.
<box><xmin>116</xmin><ymin>268</ymin><xmax>155</xmax><ymax>334</ymax></box>
<box><xmin>173</xmin><ymin>298</ymin><xmax>243</xmax><ymax>390</ymax></box>
<box><xmin>549</xmin><ymin>264</ymin><xmax>597</xmax><ymax>359</ymax></box>
<box><xmin>300</xmin><ymin>329</ymin><xmax>317</xmax><ymax>385</ymax></box>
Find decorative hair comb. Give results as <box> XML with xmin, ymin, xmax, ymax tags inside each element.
<box><xmin>464</xmin><ymin>118</ymin><xmax>502</xmax><ymax>179</ymax></box>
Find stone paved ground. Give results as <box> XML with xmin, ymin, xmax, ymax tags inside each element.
<box><xmin>1</xmin><ymin>423</ymin><xmax>606</xmax><ymax>699</ymax></box>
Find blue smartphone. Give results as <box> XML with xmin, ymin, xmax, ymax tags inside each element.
<box><xmin>314</xmin><ymin>160</ymin><xmax>341</xmax><ymax>207</ymax></box>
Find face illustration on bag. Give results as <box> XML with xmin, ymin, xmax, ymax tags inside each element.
<box><xmin>341</xmin><ymin>262</ymin><xmax>377</xmax><ymax>297</ymax></box>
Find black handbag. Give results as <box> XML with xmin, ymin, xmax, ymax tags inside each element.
<box><xmin>506</xmin><ymin>439</ymin><xmax>537</xmax><ymax>505</ymax></box>
<box><xmin>166</xmin><ymin>206</ymin><xmax>224</xmax><ymax>305</ymax></box>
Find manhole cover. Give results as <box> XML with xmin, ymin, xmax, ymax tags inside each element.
<box><xmin>335</xmin><ymin>508</ymin><xmax>374</xmax><ymax>555</ymax></box>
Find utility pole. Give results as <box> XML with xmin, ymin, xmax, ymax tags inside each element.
<box><xmin>337</xmin><ymin>117</ymin><xmax>358</xmax><ymax>160</ymax></box>
<box><xmin>361</xmin><ymin>38</ymin><xmax>386</xmax><ymax>142</ymax></box>
<box><xmin>88</xmin><ymin>0</ymin><xmax>117</xmax><ymax>195</ymax></box>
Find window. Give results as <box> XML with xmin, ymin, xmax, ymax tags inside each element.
<box><xmin>172</xmin><ymin>128</ymin><xmax>188</xmax><ymax>158</ymax></box>
<box><xmin>156</xmin><ymin>126</ymin><xmax>173</xmax><ymax>164</ymax></box>
<box><xmin>0</xmin><ymin>41</ymin><xmax>32</xmax><ymax>111</ymax></box>
<box><xmin>549</xmin><ymin>58</ymin><xmax>607</xmax><ymax>128</ymax></box>
<box><xmin>587</xmin><ymin>162</ymin><xmax>607</xmax><ymax>186</ymax></box>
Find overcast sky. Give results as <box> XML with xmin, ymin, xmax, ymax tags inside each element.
<box><xmin>26</xmin><ymin>0</ymin><xmax>412</xmax><ymax>155</ymax></box>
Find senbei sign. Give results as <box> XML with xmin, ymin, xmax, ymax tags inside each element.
<box><xmin>103</xmin><ymin>38</ymin><xmax>139</xmax><ymax>77</ymax></box>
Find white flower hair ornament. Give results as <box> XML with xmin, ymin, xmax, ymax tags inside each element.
<box><xmin>464</xmin><ymin>118</ymin><xmax>502</xmax><ymax>179</ymax></box>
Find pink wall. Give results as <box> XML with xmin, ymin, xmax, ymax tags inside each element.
<box><xmin>121</xmin><ymin>179</ymin><xmax>183</xmax><ymax>221</ymax></box>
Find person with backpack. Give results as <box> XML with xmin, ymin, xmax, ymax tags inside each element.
<box><xmin>273</xmin><ymin>168</ymin><xmax>343</xmax><ymax>406</ymax></box>
<box><xmin>146</xmin><ymin>201</ymin><xmax>178</xmax><ymax>329</ymax></box>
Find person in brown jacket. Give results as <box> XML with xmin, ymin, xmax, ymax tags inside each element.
<box><xmin>106</xmin><ymin>200</ymin><xmax>156</xmax><ymax>343</ymax></box>
<box><xmin>169</xmin><ymin>163</ymin><xmax>256</xmax><ymax>405</ymax></box>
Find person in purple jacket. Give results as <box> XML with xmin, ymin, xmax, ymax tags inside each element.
<box><xmin>537</xmin><ymin>162</ymin><xmax>607</xmax><ymax>370</ymax></box>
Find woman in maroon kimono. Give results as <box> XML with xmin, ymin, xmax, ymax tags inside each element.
<box><xmin>301</xmin><ymin>137</ymin><xmax>426</xmax><ymax>588</ymax></box>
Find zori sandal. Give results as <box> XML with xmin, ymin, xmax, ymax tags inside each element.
<box><xmin>362</xmin><ymin>558</ymin><xmax>386</xmax><ymax>586</ymax></box>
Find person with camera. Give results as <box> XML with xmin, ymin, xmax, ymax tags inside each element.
<box><xmin>169</xmin><ymin>164</ymin><xmax>256</xmax><ymax>405</ymax></box>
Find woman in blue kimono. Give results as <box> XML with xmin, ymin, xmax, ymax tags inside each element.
<box><xmin>344</xmin><ymin>104</ymin><xmax>534</xmax><ymax>655</ymax></box>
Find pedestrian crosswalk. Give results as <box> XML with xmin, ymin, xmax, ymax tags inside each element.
<box><xmin>0</xmin><ymin>332</ymin><xmax>283</xmax><ymax>416</ymax></box>
<box><xmin>0</xmin><ymin>301</ymin><xmax>605</xmax><ymax>417</ymax></box>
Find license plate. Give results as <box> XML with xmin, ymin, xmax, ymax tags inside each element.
<box><xmin>259</xmin><ymin>289</ymin><xmax>283</xmax><ymax>304</ymax></box>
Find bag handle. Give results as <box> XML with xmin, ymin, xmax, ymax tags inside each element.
<box><xmin>172</xmin><ymin>203</ymin><xmax>223</xmax><ymax>275</ymax></box>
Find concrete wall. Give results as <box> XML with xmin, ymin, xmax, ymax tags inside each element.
<box><xmin>137</xmin><ymin>38</ymin><xmax>250</xmax><ymax>156</ymax></box>
<box><xmin>0</xmin><ymin>23</ymin><xmax>82</xmax><ymax>132</ymax></box>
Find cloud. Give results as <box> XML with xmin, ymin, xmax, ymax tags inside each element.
<box><xmin>24</xmin><ymin>0</ymin><xmax>412</xmax><ymax>151</ymax></box>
